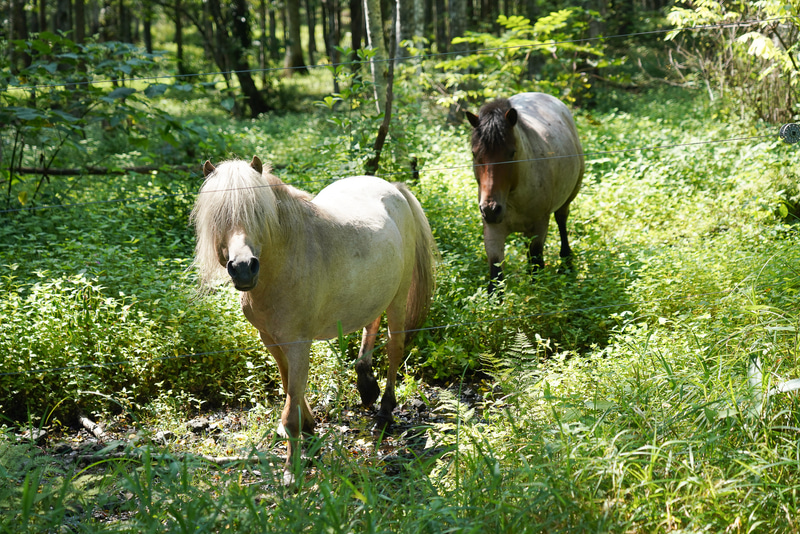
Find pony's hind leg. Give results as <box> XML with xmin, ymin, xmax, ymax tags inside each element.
<box><xmin>356</xmin><ymin>317</ymin><xmax>382</xmax><ymax>408</ymax></box>
<box><xmin>375</xmin><ymin>303</ymin><xmax>407</xmax><ymax>428</ymax></box>
<box><xmin>554</xmin><ymin>203</ymin><xmax>576</xmax><ymax>273</ymax></box>
<box><xmin>554</xmin><ymin>203</ymin><xmax>572</xmax><ymax>259</ymax></box>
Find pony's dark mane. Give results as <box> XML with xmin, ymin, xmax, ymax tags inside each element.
<box><xmin>471</xmin><ymin>98</ymin><xmax>513</xmax><ymax>156</ymax></box>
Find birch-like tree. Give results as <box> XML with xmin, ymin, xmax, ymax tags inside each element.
<box><xmin>363</xmin><ymin>0</ymin><xmax>389</xmax><ymax>112</ymax></box>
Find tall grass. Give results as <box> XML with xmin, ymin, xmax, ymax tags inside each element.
<box><xmin>2</xmin><ymin>85</ymin><xmax>800</xmax><ymax>532</ymax></box>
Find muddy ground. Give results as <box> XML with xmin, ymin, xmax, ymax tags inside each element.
<box><xmin>18</xmin><ymin>381</ymin><xmax>494</xmax><ymax>487</ymax></box>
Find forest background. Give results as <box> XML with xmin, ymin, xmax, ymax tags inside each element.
<box><xmin>3</xmin><ymin>0</ymin><xmax>800</xmax><ymax>531</ymax></box>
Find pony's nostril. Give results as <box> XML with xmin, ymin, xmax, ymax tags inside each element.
<box><xmin>249</xmin><ymin>257</ymin><xmax>260</xmax><ymax>275</ymax></box>
<box><xmin>481</xmin><ymin>203</ymin><xmax>503</xmax><ymax>222</ymax></box>
<box><xmin>226</xmin><ymin>260</ymin><xmax>236</xmax><ymax>277</ymax></box>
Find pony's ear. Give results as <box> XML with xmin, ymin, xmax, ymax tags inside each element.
<box><xmin>203</xmin><ymin>160</ymin><xmax>216</xmax><ymax>178</ymax></box>
<box><xmin>505</xmin><ymin>108</ymin><xmax>518</xmax><ymax>127</ymax></box>
<box><xmin>250</xmin><ymin>156</ymin><xmax>263</xmax><ymax>175</ymax></box>
<box><xmin>466</xmin><ymin>111</ymin><xmax>480</xmax><ymax>128</ymax></box>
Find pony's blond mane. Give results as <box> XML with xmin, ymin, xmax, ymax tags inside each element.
<box><xmin>190</xmin><ymin>159</ymin><xmax>310</xmax><ymax>284</ymax></box>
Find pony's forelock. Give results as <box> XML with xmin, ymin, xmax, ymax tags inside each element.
<box><xmin>191</xmin><ymin>159</ymin><xmax>278</xmax><ymax>284</ymax></box>
<box><xmin>472</xmin><ymin>98</ymin><xmax>514</xmax><ymax>156</ymax></box>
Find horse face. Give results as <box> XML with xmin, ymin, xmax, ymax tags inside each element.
<box><xmin>221</xmin><ymin>230</ymin><xmax>262</xmax><ymax>292</ymax></box>
<box><xmin>468</xmin><ymin>107</ymin><xmax>519</xmax><ymax>225</ymax></box>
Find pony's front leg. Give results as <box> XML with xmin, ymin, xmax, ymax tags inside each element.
<box><xmin>279</xmin><ymin>341</ymin><xmax>316</xmax><ymax>485</ymax></box>
<box><xmin>483</xmin><ymin>223</ymin><xmax>507</xmax><ymax>295</ymax></box>
<box><xmin>526</xmin><ymin>216</ymin><xmax>551</xmax><ymax>272</ymax></box>
<box><xmin>260</xmin><ymin>332</ymin><xmax>314</xmax><ymax>435</ymax></box>
<box><xmin>356</xmin><ymin>317</ymin><xmax>382</xmax><ymax>408</ymax></box>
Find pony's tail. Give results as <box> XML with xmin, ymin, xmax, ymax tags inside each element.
<box><xmin>394</xmin><ymin>183</ymin><xmax>439</xmax><ymax>341</ymax></box>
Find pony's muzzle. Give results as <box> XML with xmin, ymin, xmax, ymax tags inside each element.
<box><xmin>227</xmin><ymin>257</ymin><xmax>260</xmax><ymax>291</ymax></box>
<box><xmin>481</xmin><ymin>202</ymin><xmax>504</xmax><ymax>224</ymax></box>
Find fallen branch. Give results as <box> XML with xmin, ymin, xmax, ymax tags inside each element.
<box><xmin>73</xmin><ymin>450</ymin><xmax>271</xmax><ymax>466</ymax></box>
<box><xmin>79</xmin><ymin>415</ymin><xmax>106</xmax><ymax>439</ymax></box>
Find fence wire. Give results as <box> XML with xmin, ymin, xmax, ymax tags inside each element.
<box><xmin>1</xmin><ymin>13</ymin><xmax>797</xmax><ymax>382</ymax></box>
<box><xmin>1</xmin><ymin>280</ymin><xmax>783</xmax><ymax>378</ymax></box>
<box><xmin>3</xmin><ymin>16</ymin><xmax>795</xmax><ymax>92</ymax></box>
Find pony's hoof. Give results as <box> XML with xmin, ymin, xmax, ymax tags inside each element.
<box><xmin>282</xmin><ymin>469</ymin><xmax>296</xmax><ymax>487</ymax></box>
<box><xmin>357</xmin><ymin>377</ymin><xmax>381</xmax><ymax>408</ymax></box>
<box><xmin>371</xmin><ymin>413</ymin><xmax>394</xmax><ymax>435</ymax></box>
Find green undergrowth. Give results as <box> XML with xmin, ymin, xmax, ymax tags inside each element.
<box><xmin>3</xmin><ymin>85</ymin><xmax>800</xmax><ymax>531</ymax></box>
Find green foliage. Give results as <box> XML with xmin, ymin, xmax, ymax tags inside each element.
<box><xmin>666</xmin><ymin>0</ymin><xmax>800</xmax><ymax>122</ymax></box>
<box><xmin>433</xmin><ymin>11</ymin><xmax>608</xmax><ymax>105</ymax></box>
<box><xmin>1</xmin><ymin>36</ymin><xmax>800</xmax><ymax>531</ymax></box>
<box><xmin>0</xmin><ymin>33</ymin><xmax>224</xmax><ymax>207</ymax></box>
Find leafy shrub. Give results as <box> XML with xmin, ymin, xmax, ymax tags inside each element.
<box><xmin>0</xmin><ymin>33</ymin><xmax>224</xmax><ymax>208</ymax></box>
<box><xmin>666</xmin><ymin>0</ymin><xmax>800</xmax><ymax>122</ymax></box>
<box><xmin>432</xmin><ymin>11</ymin><xmax>608</xmax><ymax>106</ymax></box>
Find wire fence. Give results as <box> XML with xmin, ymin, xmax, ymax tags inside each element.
<box><xmin>3</xmin><ymin>15</ymin><xmax>796</xmax><ymax>92</ymax></box>
<box><xmin>1</xmin><ymin>279</ymin><xmax>782</xmax><ymax>378</ymax></box>
<box><xmin>1</xmin><ymin>13</ymin><xmax>797</xmax><ymax>382</ymax></box>
<box><xmin>0</xmin><ymin>131</ymin><xmax>783</xmax><ymax>215</ymax></box>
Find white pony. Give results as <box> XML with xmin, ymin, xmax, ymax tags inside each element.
<box><xmin>191</xmin><ymin>157</ymin><xmax>437</xmax><ymax>480</ymax></box>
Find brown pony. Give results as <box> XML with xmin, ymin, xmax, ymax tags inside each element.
<box><xmin>466</xmin><ymin>92</ymin><xmax>584</xmax><ymax>294</ymax></box>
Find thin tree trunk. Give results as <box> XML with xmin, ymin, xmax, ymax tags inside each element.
<box><xmin>142</xmin><ymin>0</ymin><xmax>153</xmax><ymax>53</ymax></box>
<box><xmin>434</xmin><ymin>0</ymin><xmax>446</xmax><ymax>52</ymax></box>
<box><xmin>322</xmin><ymin>0</ymin><xmax>341</xmax><ymax>92</ymax></box>
<box><xmin>284</xmin><ymin>0</ymin><xmax>308</xmax><ymax>74</ymax></box>
<box><xmin>38</xmin><ymin>0</ymin><xmax>47</xmax><ymax>33</ymax></box>
<box><xmin>9</xmin><ymin>0</ymin><xmax>29</xmax><ymax>72</ymax></box>
<box><xmin>306</xmin><ymin>0</ymin><xmax>318</xmax><ymax>65</ymax></box>
<box><xmin>259</xmin><ymin>0</ymin><xmax>267</xmax><ymax>85</ymax></box>
<box><xmin>269</xmin><ymin>7</ymin><xmax>280</xmax><ymax>62</ymax></box>
<box><xmin>363</xmin><ymin>0</ymin><xmax>389</xmax><ymax>112</ymax></box>
<box><xmin>350</xmin><ymin>0</ymin><xmax>363</xmax><ymax>65</ymax></box>
<box><xmin>175</xmin><ymin>0</ymin><xmax>185</xmax><ymax>75</ymax></box>
<box><xmin>364</xmin><ymin>0</ymin><xmax>396</xmax><ymax>175</ymax></box>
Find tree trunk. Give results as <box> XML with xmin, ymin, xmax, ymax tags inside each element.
<box><xmin>284</xmin><ymin>0</ymin><xmax>308</xmax><ymax>74</ymax></box>
<box><xmin>350</xmin><ymin>0</ymin><xmax>363</xmax><ymax>63</ymax></box>
<box><xmin>269</xmin><ymin>7</ymin><xmax>280</xmax><ymax>62</ymax></box>
<box><xmin>119</xmin><ymin>0</ymin><xmax>132</xmax><ymax>42</ymax></box>
<box><xmin>142</xmin><ymin>0</ymin><xmax>153</xmax><ymax>53</ymax></box>
<box><xmin>204</xmin><ymin>0</ymin><xmax>271</xmax><ymax>117</ymax></box>
<box><xmin>306</xmin><ymin>0</ymin><xmax>318</xmax><ymax>66</ymax></box>
<box><xmin>364</xmin><ymin>0</ymin><xmax>396</xmax><ymax>175</ymax></box>
<box><xmin>38</xmin><ymin>0</ymin><xmax>47</xmax><ymax>33</ymax></box>
<box><xmin>434</xmin><ymin>0</ymin><xmax>446</xmax><ymax>52</ymax></box>
<box><xmin>396</xmin><ymin>0</ymin><xmax>414</xmax><ymax>60</ymax></box>
<box><xmin>447</xmin><ymin>0</ymin><xmax>467</xmax><ymax>123</ymax></box>
<box><xmin>449</xmin><ymin>0</ymin><xmax>466</xmax><ymax>51</ymax></box>
<box><xmin>259</xmin><ymin>0</ymin><xmax>267</xmax><ymax>85</ymax></box>
<box><xmin>322</xmin><ymin>0</ymin><xmax>341</xmax><ymax>92</ymax></box>
<box><xmin>175</xmin><ymin>0</ymin><xmax>185</xmax><ymax>75</ymax></box>
<box><xmin>54</xmin><ymin>0</ymin><xmax>70</xmax><ymax>35</ymax></box>
<box><xmin>9</xmin><ymin>0</ymin><xmax>30</xmax><ymax>72</ymax></box>
<box><xmin>363</xmin><ymin>0</ymin><xmax>389</xmax><ymax>112</ymax></box>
